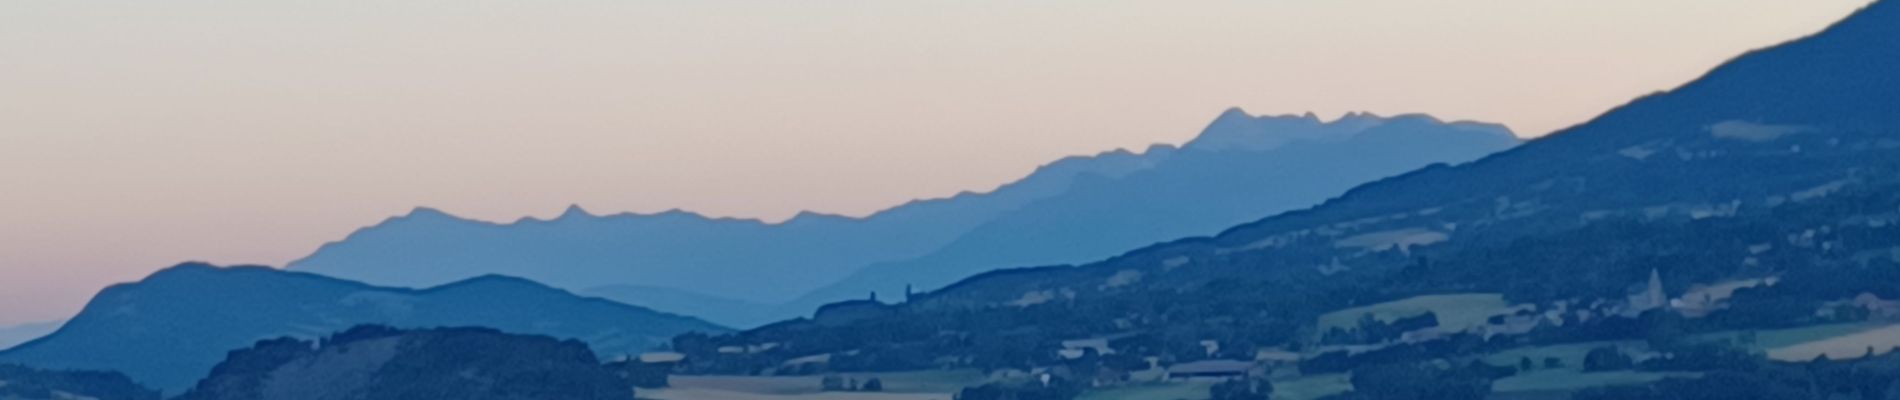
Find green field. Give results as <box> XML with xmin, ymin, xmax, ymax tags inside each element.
<box><xmin>1491</xmin><ymin>370</ymin><xmax>1700</xmax><ymax>393</ymax></box>
<box><xmin>1317</xmin><ymin>293</ymin><xmax>1521</xmax><ymax>334</ymax></box>
<box><xmin>1078</xmin><ymin>382</ymin><xmax>1212</xmax><ymax>400</ymax></box>
<box><xmin>647</xmin><ymin>370</ymin><xmax>985</xmax><ymax>400</ymax></box>
<box><xmin>1075</xmin><ymin>374</ymin><xmax>1349</xmax><ymax>400</ymax></box>
<box><xmin>1272</xmin><ymin>373</ymin><xmax>1352</xmax><ymax>400</ymax></box>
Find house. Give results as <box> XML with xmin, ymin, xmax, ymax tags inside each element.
<box><xmin>1055</xmin><ymin>333</ymin><xmax>1137</xmax><ymax>359</ymax></box>
<box><xmin>1058</xmin><ymin>338</ymin><xmax>1113</xmax><ymax>360</ymax></box>
<box><xmin>1165</xmin><ymin>360</ymin><xmax>1255</xmax><ymax>382</ymax></box>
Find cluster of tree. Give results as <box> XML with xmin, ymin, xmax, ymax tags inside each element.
<box><xmin>0</xmin><ymin>364</ymin><xmax>158</xmax><ymax>400</ymax></box>
<box><xmin>1582</xmin><ymin>346</ymin><xmax>1635</xmax><ymax>372</ymax></box>
<box><xmin>177</xmin><ymin>325</ymin><xmax>629</xmax><ymax>400</ymax></box>
<box><xmin>1301</xmin><ymin>332</ymin><xmax>1493</xmax><ymax>375</ymax></box>
<box><xmin>1321</xmin><ymin>312</ymin><xmax>1440</xmax><ymax>345</ymax></box>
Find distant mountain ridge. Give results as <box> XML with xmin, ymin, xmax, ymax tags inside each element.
<box><xmin>579</xmin><ymin>284</ymin><xmax>779</xmax><ymax>330</ymax></box>
<box><xmin>290</xmin><ymin>109</ymin><xmax>1519</xmax><ymax>327</ymax></box>
<box><xmin>0</xmin><ymin>263</ymin><xmax>725</xmax><ymax>394</ymax></box>
<box><xmin>777</xmin><ymin>112</ymin><xmax>1518</xmax><ymax>316</ymax></box>
<box><xmin>289</xmin><ymin>141</ymin><xmax>1173</xmax><ymax>307</ymax></box>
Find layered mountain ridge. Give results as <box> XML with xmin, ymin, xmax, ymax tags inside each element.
<box><xmin>290</xmin><ymin>110</ymin><xmax>1519</xmax><ymax>327</ymax></box>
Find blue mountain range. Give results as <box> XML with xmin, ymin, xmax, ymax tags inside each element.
<box><xmin>289</xmin><ymin>110</ymin><xmax>1519</xmax><ymax>327</ymax></box>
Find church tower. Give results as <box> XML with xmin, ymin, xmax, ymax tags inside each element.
<box><xmin>1646</xmin><ymin>268</ymin><xmax>1666</xmax><ymax>309</ymax></box>
<box><xmin>1629</xmin><ymin>268</ymin><xmax>1668</xmax><ymax>313</ymax></box>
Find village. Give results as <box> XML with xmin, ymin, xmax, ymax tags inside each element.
<box><xmin>618</xmin><ymin>267</ymin><xmax>1900</xmax><ymax>400</ymax></box>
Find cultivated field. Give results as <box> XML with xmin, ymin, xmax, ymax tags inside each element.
<box><xmin>1271</xmin><ymin>373</ymin><xmax>1352</xmax><ymax>400</ymax></box>
<box><xmin>1694</xmin><ymin>322</ymin><xmax>1887</xmax><ymax>352</ymax></box>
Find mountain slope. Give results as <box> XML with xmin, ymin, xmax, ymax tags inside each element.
<box><xmin>579</xmin><ymin>284</ymin><xmax>777</xmax><ymax>329</ymax></box>
<box><xmin>778</xmin><ymin>112</ymin><xmax>1518</xmax><ymax>315</ymax></box>
<box><xmin>684</xmin><ymin>0</ymin><xmax>1900</xmax><ymax>373</ymax></box>
<box><xmin>0</xmin><ymin>263</ymin><xmax>725</xmax><ymax>394</ymax></box>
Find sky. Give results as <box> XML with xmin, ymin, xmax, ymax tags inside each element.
<box><xmin>0</xmin><ymin>0</ymin><xmax>1877</xmax><ymax>325</ymax></box>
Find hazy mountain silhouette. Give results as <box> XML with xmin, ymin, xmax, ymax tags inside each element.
<box><xmin>0</xmin><ymin>263</ymin><xmax>724</xmax><ymax>393</ymax></box>
<box><xmin>578</xmin><ymin>284</ymin><xmax>777</xmax><ymax>329</ymax></box>
<box><xmin>288</xmin><ymin>145</ymin><xmax>1170</xmax><ymax>307</ymax></box>
<box><xmin>290</xmin><ymin>109</ymin><xmax>1517</xmax><ymax>327</ymax></box>
<box><xmin>778</xmin><ymin>112</ymin><xmax>1518</xmax><ymax>316</ymax></box>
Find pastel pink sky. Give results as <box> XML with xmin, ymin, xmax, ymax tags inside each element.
<box><xmin>0</xmin><ymin>0</ymin><xmax>1875</xmax><ymax>325</ymax></box>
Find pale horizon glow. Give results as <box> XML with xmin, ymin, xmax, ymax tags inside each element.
<box><xmin>0</xmin><ymin>0</ymin><xmax>1876</xmax><ymax>324</ymax></box>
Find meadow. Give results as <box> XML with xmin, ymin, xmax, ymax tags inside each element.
<box><xmin>643</xmin><ymin>370</ymin><xmax>983</xmax><ymax>400</ymax></box>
